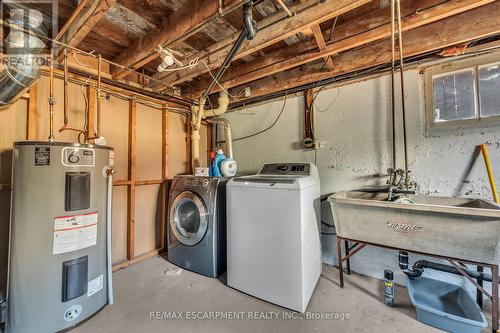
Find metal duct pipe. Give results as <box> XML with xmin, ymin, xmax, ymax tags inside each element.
<box><xmin>0</xmin><ymin>6</ymin><xmax>48</xmax><ymax>110</ymax></box>
<box><xmin>206</xmin><ymin>117</ymin><xmax>233</xmax><ymax>159</ymax></box>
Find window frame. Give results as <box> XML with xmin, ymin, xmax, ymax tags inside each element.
<box><xmin>424</xmin><ymin>52</ymin><xmax>500</xmax><ymax>134</ymax></box>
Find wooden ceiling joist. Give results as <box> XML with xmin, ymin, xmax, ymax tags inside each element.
<box><xmin>190</xmin><ymin>0</ymin><xmax>495</xmax><ymax>96</ymax></box>
<box><xmin>226</xmin><ymin>0</ymin><xmax>500</xmax><ymax>104</ymax></box>
<box><xmin>111</xmin><ymin>0</ymin><xmax>248</xmax><ymax>79</ymax></box>
<box><xmin>149</xmin><ymin>0</ymin><xmax>321</xmax><ymax>90</ymax></box>
<box><xmin>59</xmin><ymin>0</ymin><xmax>117</xmax><ymax>52</ymax></box>
<box><xmin>311</xmin><ymin>24</ymin><xmax>335</xmax><ymax>71</ymax></box>
<box><xmin>156</xmin><ymin>0</ymin><xmax>371</xmax><ymax>88</ymax></box>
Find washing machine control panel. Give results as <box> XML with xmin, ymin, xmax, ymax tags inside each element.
<box><xmin>259</xmin><ymin>163</ymin><xmax>310</xmax><ymax>176</ymax></box>
<box><xmin>182</xmin><ymin>177</ymin><xmax>215</xmax><ymax>195</ymax></box>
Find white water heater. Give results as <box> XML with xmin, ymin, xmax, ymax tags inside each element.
<box><xmin>6</xmin><ymin>141</ymin><xmax>114</xmax><ymax>333</ymax></box>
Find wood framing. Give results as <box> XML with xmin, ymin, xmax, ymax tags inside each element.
<box><xmin>227</xmin><ymin>1</ymin><xmax>500</xmax><ymax>103</ymax></box>
<box><xmin>311</xmin><ymin>24</ymin><xmax>335</xmax><ymax>71</ymax></box>
<box><xmin>157</xmin><ymin>0</ymin><xmax>371</xmax><ymax>88</ymax></box>
<box><xmin>26</xmin><ymin>85</ymin><xmax>37</xmax><ymax>140</ymax></box>
<box><xmin>86</xmin><ymin>85</ymin><xmax>96</xmax><ymax>143</ymax></box>
<box><xmin>149</xmin><ymin>0</ymin><xmax>320</xmax><ymax>90</ymax></box>
<box><xmin>127</xmin><ymin>99</ymin><xmax>137</xmax><ymax>260</ymax></box>
<box><xmin>113</xmin><ymin>248</ymin><xmax>164</xmax><ymax>271</ymax></box>
<box><xmin>192</xmin><ymin>0</ymin><xmax>495</xmax><ymax>96</ymax></box>
<box><xmin>59</xmin><ymin>0</ymin><xmax>117</xmax><ymax>53</ymax></box>
<box><xmin>161</xmin><ymin>105</ymin><xmax>169</xmax><ymax>249</ymax></box>
<box><xmin>112</xmin><ymin>0</ymin><xmax>247</xmax><ymax>79</ymax></box>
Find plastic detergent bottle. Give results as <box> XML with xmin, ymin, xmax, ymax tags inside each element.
<box><xmin>209</xmin><ymin>151</ymin><xmax>216</xmax><ymax>176</ymax></box>
<box><xmin>213</xmin><ymin>149</ymin><xmax>226</xmax><ymax>177</ymax></box>
<box><xmin>384</xmin><ymin>270</ymin><xmax>395</xmax><ymax>306</ymax></box>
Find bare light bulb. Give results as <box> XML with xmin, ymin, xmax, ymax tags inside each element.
<box><xmin>157</xmin><ymin>54</ymin><xmax>174</xmax><ymax>72</ymax></box>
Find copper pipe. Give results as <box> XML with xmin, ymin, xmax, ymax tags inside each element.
<box><xmin>0</xmin><ymin>18</ymin><xmax>181</xmax><ymax>93</ymax></box>
<box><xmin>59</xmin><ymin>47</ymin><xmax>69</xmax><ymax>132</ymax></box>
<box><xmin>396</xmin><ymin>0</ymin><xmax>408</xmax><ymax>173</ymax></box>
<box><xmin>96</xmin><ymin>54</ymin><xmax>102</xmax><ymax>137</ymax></box>
<box><xmin>64</xmin><ymin>47</ymin><xmax>69</xmax><ymax>126</ymax></box>
<box><xmin>48</xmin><ymin>50</ymin><xmax>55</xmax><ymax>142</ymax></box>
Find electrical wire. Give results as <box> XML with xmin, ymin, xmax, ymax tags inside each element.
<box><xmin>314</xmin><ymin>85</ymin><xmax>341</xmax><ymax>113</ymax></box>
<box><xmin>232</xmin><ymin>93</ymin><xmax>288</xmax><ymax>142</ymax></box>
<box><xmin>158</xmin><ymin>58</ymin><xmax>200</xmax><ymax>72</ymax></box>
<box><xmin>201</xmin><ymin>59</ymin><xmax>235</xmax><ymax>98</ymax></box>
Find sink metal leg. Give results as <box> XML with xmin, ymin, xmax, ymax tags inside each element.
<box><xmin>477</xmin><ymin>265</ymin><xmax>483</xmax><ymax>309</ymax></box>
<box><xmin>337</xmin><ymin>237</ymin><xmax>344</xmax><ymax>288</ymax></box>
<box><xmin>344</xmin><ymin>240</ymin><xmax>351</xmax><ymax>275</ymax></box>
<box><xmin>492</xmin><ymin>265</ymin><xmax>499</xmax><ymax>333</ymax></box>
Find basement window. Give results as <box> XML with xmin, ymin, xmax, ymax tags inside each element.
<box><xmin>425</xmin><ymin>53</ymin><xmax>500</xmax><ymax>133</ymax></box>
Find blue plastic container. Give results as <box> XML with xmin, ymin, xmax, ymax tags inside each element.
<box><xmin>212</xmin><ymin>149</ymin><xmax>226</xmax><ymax>177</ymax></box>
<box><xmin>407</xmin><ymin>276</ymin><xmax>488</xmax><ymax>333</ymax></box>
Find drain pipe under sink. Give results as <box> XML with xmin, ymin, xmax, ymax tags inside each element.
<box><xmin>399</xmin><ymin>251</ymin><xmax>498</xmax><ymax>282</ymax></box>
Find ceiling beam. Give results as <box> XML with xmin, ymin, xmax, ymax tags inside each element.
<box><xmin>149</xmin><ymin>0</ymin><xmax>321</xmax><ymax>90</ymax></box>
<box><xmin>221</xmin><ymin>0</ymin><xmax>500</xmax><ymax>104</ymax></box>
<box><xmin>157</xmin><ymin>0</ymin><xmax>371</xmax><ymax>87</ymax></box>
<box><xmin>311</xmin><ymin>24</ymin><xmax>335</xmax><ymax>71</ymax></box>
<box><xmin>190</xmin><ymin>0</ymin><xmax>495</xmax><ymax>96</ymax></box>
<box><xmin>59</xmin><ymin>0</ymin><xmax>117</xmax><ymax>52</ymax></box>
<box><xmin>111</xmin><ymin>0</ymin><xmax>247</xmax><ymax>79</ymax></box>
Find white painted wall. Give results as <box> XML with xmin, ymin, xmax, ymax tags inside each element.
<box><xmin>221</xmin><ymin>69</ymin><xmax>500</xmax><ymax>296</ymax></box>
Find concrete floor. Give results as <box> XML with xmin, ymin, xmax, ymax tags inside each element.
<box><xmin>71</xmin><ymin>255</ymin><xmax>455</xmax><ymax>333</ymax></box>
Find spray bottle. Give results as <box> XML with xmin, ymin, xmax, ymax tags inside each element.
<box><xmin>384</xmin><ymin>270</ymin><xmax>395</xmax><ymax>306</ymax></box>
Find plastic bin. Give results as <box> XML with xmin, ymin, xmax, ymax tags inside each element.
<box><xmin>407</xmin><ymin>276</ymin><xmax>488</xmax><ymax>333</ymax></box>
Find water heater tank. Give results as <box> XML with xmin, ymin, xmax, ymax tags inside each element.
<box><xmin>7</xmin><ymin>142</ymin><xmax>114</xmax><ymax>333</ymax></box>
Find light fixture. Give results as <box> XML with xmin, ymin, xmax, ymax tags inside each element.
<box><xmin>156</xmin><ymin>46</ymin><xmax>185</xmax><ymax>73</ymax></box>
<box><xmin>158</xmin><ymin>54</ymin><xmax>174</xmax><ymax>72</ymax></box>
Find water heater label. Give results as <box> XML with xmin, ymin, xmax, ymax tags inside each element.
<box><xmin>62</xmin><ymin>147</ymin><xmax>95</xmax><ymax>167</ymax></box>
<box><xmin>53</xmin><ymin>212</ymin><xmax>98</xmax><ymax>254</ymax></box>
<box><xmin>34</xmin><ymin>146</ymin><xmax>50</xmax><ymax>166</ymax></box>
<box><xmin>87</xmin><ymin>275</ymin><xmax>104</xmax><ymax>297</ymax></box>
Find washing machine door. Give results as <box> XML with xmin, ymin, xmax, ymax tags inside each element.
<box><xmin>170</xmin><ymin>191</ymin><xmax>209</xmax><ymax>246</ymax></box>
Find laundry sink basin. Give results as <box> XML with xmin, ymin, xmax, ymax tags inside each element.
<box><xmin>328</xmin><ymin>191</ymin><xmax>500</xmax><ymax>264</ymax></box>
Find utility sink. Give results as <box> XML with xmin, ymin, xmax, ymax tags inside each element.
<box><xmin>328</xmin><ymin>191</ymin><xmax>500</xmax><ymax>264</ymax></box>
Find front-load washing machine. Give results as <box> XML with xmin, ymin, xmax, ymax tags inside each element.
<box><xmin>167</xmin><ymin>176</ymin><xmax>228</xmax><ymax>277</ymax></box>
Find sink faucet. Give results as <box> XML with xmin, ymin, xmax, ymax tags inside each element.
<box><xmin>387</xmin><ymin>168</ymin><xmax>415</xmax><ymax>201</ymax></box>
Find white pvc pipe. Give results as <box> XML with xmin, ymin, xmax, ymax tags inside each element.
<box><xmin>206</xmin><ymin>118</ymin><xmax>233</xmax><ymax>159</ymax></box>
<box><xmin>105</xmin><ymin>168</ymin><xmax>114</xmax><ymax>305</ymax></box>
<box><xmin>191</xmin><ymin>92</ymin><xmax>230</xmax><ymax>170</ymax></box>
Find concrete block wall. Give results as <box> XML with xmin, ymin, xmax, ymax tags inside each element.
<box><xmin>221</xmin><ymin>69</ymin><xmax>500</xmax><ymax>296</ymax></box>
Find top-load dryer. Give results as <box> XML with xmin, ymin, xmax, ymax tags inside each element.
<box><xmin>226</xmin><ymin>163</ymin><xmax>321</xmax><ymax>312</ymax></box>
